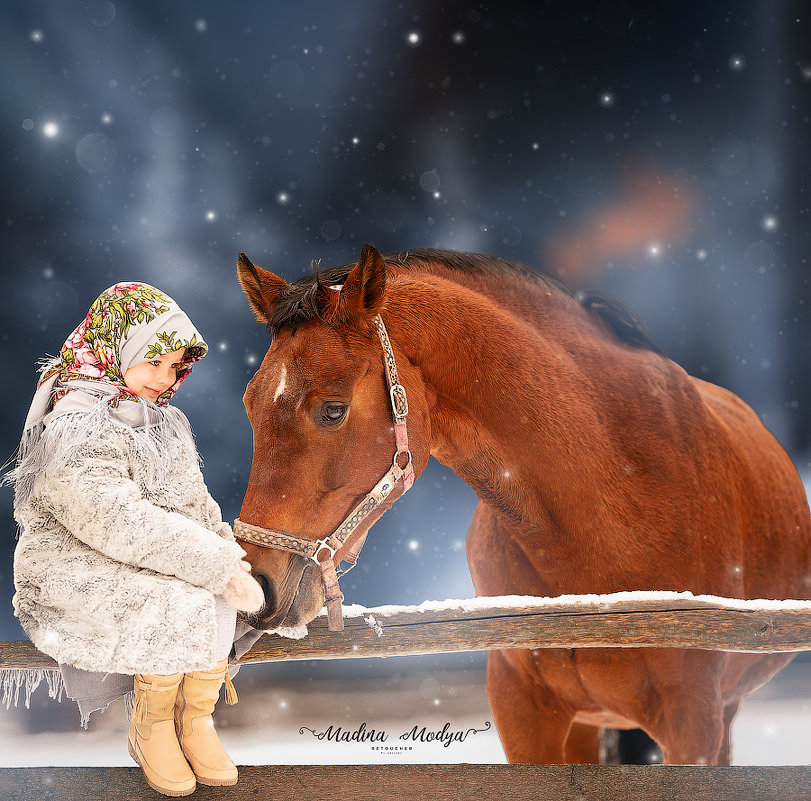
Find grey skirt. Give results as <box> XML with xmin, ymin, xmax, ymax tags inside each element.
<box><xmin>58</xmin><ymin>596</ymin><xmax>262</xmax><ymax>728</ymax></box>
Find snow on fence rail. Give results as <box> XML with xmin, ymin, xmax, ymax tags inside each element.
<box><xmin>2</xmin><ymin>591</ymin><xmax>811</xmax><ymax>670</ymax></box>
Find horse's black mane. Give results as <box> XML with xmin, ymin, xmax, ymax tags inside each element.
<box><xmin>265</xmin><ymin>248</ymin><xmax>662</xmax><ymax>355</ymax></box>
<box><xmin>576</xmin><ymin>291</ymin><xmax>664</xmax><ymax>355</ymax></box>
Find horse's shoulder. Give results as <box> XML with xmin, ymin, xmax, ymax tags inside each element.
<box><xmin>688</xmin><ymin>376</ymin><xmax>793</xmax><ymax>474</ymax></box>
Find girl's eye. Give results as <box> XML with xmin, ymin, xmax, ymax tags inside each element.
<box><xmin>316</xmin><ymin>402</ymin><xmax>348</xmax><ymax>427</ymax></box>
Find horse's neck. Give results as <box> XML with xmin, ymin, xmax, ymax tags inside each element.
<box><xmin>389</xmin><ymin>270</ymin><xmax>675</xmax><ymax>528</ymax></box>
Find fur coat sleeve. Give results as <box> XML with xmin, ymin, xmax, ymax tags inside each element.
<box><xmin>12</xmin><ymin>412</ymin><xmax>248</xmax><ymax>675</ymax></box>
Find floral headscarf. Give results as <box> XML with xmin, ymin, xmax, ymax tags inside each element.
<box><xmin>25</xmin><ymin>282</ymin><xmax>208</xmax><ymax>429</ymax></box>
<box><xmin>6</xmin><ymin>282</ymin><xmax>209</xmax><ymax>512</ymax></box>
<box><xmin>51</xmin><ymin>282</ymin><xmax>206</xmax><ymax>406</ymax></box>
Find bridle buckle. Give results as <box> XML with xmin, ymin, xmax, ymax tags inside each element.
<box><xmin>390</xmin><ymin>383</ymin><xmax>408</xmax><ymax>421</ymax></box>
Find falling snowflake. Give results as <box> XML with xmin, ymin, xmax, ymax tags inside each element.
<box><xmin>728</xmin><ymin>54</ymin><xmax>746</xmax><ymax>72</ymax></box>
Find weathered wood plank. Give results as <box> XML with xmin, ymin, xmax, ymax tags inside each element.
<box><xmin>0</xmin><ymin>765</ymin><xmax>809</xmax><ymax>801</ymax></box>
<box><xmin>239</xmin><ymin>605</ymin><xmax>811</xmax><ymax>663</ymax></box>
<box><xmin>0</xmin><ymin>639</ymin><xmax>54</xmax><ymax>669</ymax></box>
<box><xmin>2</xmin><ymin>596</ymin><xmax>811</xmax><ymax>668</ymax></box>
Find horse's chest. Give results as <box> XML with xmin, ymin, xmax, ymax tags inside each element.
<box><xmin>508</xmin><ymin>647</ymin><xmax>649</xmax><ymax>721</ymax></box>
<box><xmin>573</xmin><ymin>710</ymin><xmax>639</xmax><ymax>730</ymax></box>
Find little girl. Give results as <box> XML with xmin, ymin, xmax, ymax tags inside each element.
<box><xmin>5</xmin><ymin>282</ymin><xmax>264</xmax><ymax>796</ymax></box>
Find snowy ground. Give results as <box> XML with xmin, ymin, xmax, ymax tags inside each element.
<box><xmin>1</xmin><ymin>655</ymin><xmax>808</xmax><ymax>766</ymax></box>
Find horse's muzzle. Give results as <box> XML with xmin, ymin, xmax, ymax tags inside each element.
<box><xmin>245</xmin><ymin>559</ymin><xmax>322</xmax><ymax>630</ymax></box>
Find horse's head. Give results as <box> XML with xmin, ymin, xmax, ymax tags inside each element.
<box><xmin>235</xmin><ymin>243</ymin><xmax>429</xmax><ymax>630</ymax></box>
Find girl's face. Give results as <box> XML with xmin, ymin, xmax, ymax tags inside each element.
<box><xmin>123</xmin><ymin>348</ymin><xmax>187</xmax><ymax>401</ymax></box>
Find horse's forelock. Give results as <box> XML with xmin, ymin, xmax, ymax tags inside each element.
<box><xmin>265</xmin><ymin>267</ymin><xmax>352</xmax><ymax>336</ymax></box>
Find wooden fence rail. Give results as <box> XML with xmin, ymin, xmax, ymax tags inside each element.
<box><xmin>1</xmin><ymin>765</ymin><xmax>810</xmax><ymax>801</ymax></box>
<box><xmin>2</xmin><ymin>593</ymin><xmax>810</xmax><ymax>801</ymax></box>
<box><xmin>3</xmin><ymin>592</ymin><xmax>811</xmax><ymax>669</ymax></box>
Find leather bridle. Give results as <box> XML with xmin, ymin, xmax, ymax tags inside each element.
<box><xmin>233</xmin><ymin>314</ymin><xmax>415</xmax><ymax>631</ymax></box>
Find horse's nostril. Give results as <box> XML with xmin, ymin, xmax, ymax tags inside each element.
<box><xmin>255</xmin><ymin>572</ymin><xmax>274</xmax><ymax>613</ymax></box>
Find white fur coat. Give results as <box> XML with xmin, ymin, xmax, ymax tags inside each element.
<box><xmin>12</xmin><ymin>408</ymin><xmax>246</xmax><ymax>675</ymax></box>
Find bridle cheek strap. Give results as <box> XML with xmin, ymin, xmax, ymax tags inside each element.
<box><xmin>233</xmin><ymin>314</ymin><xmax>414</xmax><ymax>632</ymax></box>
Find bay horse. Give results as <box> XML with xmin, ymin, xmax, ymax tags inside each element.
<box><xmin>234</xmin><ymin>243</ymin><xmax>811</xmax><ymax>764</ymax></box>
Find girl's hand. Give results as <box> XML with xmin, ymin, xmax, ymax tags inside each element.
<box><xmin>223</xmin><ymin>560</ymin><xmax>265</xmax><ymax>612</ymax></box>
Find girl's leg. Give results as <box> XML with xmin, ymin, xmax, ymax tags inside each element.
<box><xmin>213</xmin><ymin>594</ymin><xmax>237</xmax><ymax>661</ymax></box>
<box><xmin>173</xmin><ymin>596</ymin><xmax>240</xmax><ymax>787</ymax></box>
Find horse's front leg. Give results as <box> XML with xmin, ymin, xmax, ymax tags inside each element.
<box><xmin>564</xmin><ymin>722</ymin><xmax>602</xmax><ymax>763</ymax></box>
<box><xmin>486</xmin><ymin>649</ymin><xmax>581</xmax><ymax>763</ymax></box>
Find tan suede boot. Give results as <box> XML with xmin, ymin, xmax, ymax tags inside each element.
<box><xmin>174</xmin><ymin>658</ymin><xmax>239</xmax><ymax>786</ymax></box>
<box><xmin>128</xmin><ymin>673</ymin><xmax>196</xmax><ymax>797</ymax></box>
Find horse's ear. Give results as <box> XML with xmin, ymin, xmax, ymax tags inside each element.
<box><xmin>335</xmin><ymin>243</ymin><xmax>386</xmax><ymax>327</ymax></box>
<box><xmin>236</xmin><ymin>253</ymin><xmax>287</xmax><ymax>324</ymax></box>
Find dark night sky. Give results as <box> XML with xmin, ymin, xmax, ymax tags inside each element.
<box><xmin>1</xmin><ymin>1</ymin><xmax>810</xmax><ymax>645</ymax></box>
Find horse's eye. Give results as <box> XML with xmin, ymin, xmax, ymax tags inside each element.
<box><xmin>317</xmin><ymin>402</ymin><xmax>348</xmax><ymax>427</ymax></box>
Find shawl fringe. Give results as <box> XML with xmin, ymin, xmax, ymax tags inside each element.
<box><xmin>1</xmin><ymin>668</ymin><xmax>65</xmax><ymax>711</ymax></box>
<box><xmin>0</xmin><ymin>668</ymin><xmax>134</xmax><ymax>729</ymax></box>
<box><xmin>3</xmin><ymin>395</ymin><xmax>201</xmax><ymax>524</ymax></box>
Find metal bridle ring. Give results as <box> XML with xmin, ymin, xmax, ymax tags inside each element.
<box><xmin>394</xmin><ymin>449</ymin><xmax>413</xmax><ymax>471</ymax></box>
<box><xmin>311</xmin><ymin>539</ymin><xmax>338</xmax><ymax>564</ymax></box>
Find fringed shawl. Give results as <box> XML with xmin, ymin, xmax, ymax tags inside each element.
<box><xmin>7</xmin><ymin>381</ymin><xmax>202</xmax><ymax>519</ymax></box>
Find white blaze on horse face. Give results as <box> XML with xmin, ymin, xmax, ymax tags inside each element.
<box><xmin>273</xmin><ymin>363</ymin><xmax>288</xmax><ymax>402</ymax></box>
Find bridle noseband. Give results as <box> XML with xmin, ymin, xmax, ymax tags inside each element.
<box><xmin>233</xmin><ymin>314</ymin><xmax>415</xmax><ymax>631</ymax></box>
